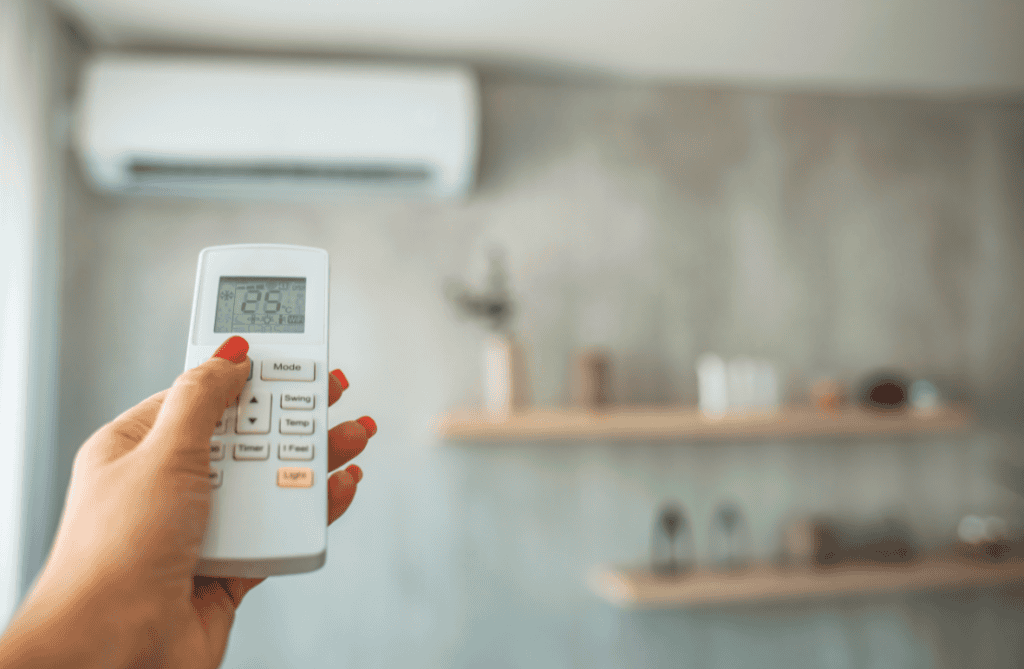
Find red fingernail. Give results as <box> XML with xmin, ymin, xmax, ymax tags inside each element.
<box><xmin>347</xmin><ymin>464</ymin><xmax>363</xmax><ymax>483</ymax></box>
<box><xmin>331</xmin><ymin>369</ymin><xmax>350</xmax><ymax>391</ymax></box>
<box><xmin>356</xmin><ymin>416</ymin><xmax>377</xmax><ymax>438</ymax></box>
<box><xmin>212</xmin><ymin>336</ymin><xmax>249</xmax><ymax>364</ymax></box>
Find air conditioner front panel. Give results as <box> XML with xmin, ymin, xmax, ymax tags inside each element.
<box><xmin>75</xmin><ymin>56</ymin><xmax>478</xmax><ymax>198</ymax></box>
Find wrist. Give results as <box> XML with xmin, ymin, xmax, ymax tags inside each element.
<box><xmin>0</xmin><ymin>577</ymin><xmax>148</xmax><ymax>669</ymax></box>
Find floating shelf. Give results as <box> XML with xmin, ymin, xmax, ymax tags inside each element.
<box><xmin>589</xmin><ymin>558</ymin><xmax>1023</xmax><ymax>608</ymax></box>
<box><xmin>435</xmin><ymin>405</ymin><xmax>970</xmax><ymax>441</ymax></box>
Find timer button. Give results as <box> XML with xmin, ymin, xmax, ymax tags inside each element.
<box><xmin>261</xmin><ymin>359</ymin><xmax>315</xmax><ymax>382</ymax></box>
<box><xmin>233</xmin><ymin>442</ymin><xmax>269</xmax><ymax>460</ymax></box>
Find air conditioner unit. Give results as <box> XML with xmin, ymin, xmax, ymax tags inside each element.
<box><xmin>73</xmin><ymin>55</ymin><xmax>479</xmax><ymax>199</ymax></box>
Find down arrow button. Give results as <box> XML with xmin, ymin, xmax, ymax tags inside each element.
<box><xmin>236</xmin><ymin>390</ymin><xmax>270</xmax><ymax>434</ymax></box>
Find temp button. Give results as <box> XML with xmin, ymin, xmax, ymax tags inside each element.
<box><xmin>262</xmin><ymin>359</ymin><xmax>315</xmax><ymax>382</ymax></box>
<box><xmin>280</xmin><ymin>417</ymin><xmax>314</xmax><ymax>435</ymax></box>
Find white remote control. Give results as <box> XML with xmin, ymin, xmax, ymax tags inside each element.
<box><xmin>185</xmin><ymin>244</ymin><xmax>329</xmax><ymax>578</ymax></box>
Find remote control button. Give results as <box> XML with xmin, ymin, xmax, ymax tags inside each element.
<box><xmin>234</xmin><ymin>442</ymin><xmax>269</xmax><ymax>460</ymax></box>
<box><xmin>210</xmin><ymin>441</ymin><xmax>225</xmax><ymax>461</ymax></box>
<box><xmin>280</xmin><ymin>416</ymin><xmax>314</xmax><ymax>435</ymax></box>
<box><xmin>209</xmin><ymin>468</ymin><xmax>222</xmax><ymax>488</ymax></box>
<box><xmin>262</xmin><ymin>359</ymin><xmax>315</xmax><ymax>382</ymax></box>
<box><xmin>279</xmin><ymin>442</ymin><xmax>314</xmax><ymax>460</ymax></box>
<box><xmin>248</xmin><ymin>359</ymin><xmax>253</xmax><ymax>380</ymax></box>
<box><xmin>281</xmin><ymin>393</ymin><xmax>315</xmax><ymax>410</ymax></box>
<box><xmin>278</xmin><ymin>467</ymin><xmax>313</xmax><ymax>488</ymax></box>
<box><xmin>236</xmin><ymin>390</ymin><xmax>271</xmax><ymax>434</ymax></box>
<box><xmin>213</xmin><ymin>408</ymin><xmax>234</xmax><ymax>435</ymax></box>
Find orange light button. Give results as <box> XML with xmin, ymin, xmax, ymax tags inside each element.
<box><xmin>277</xmin><ymin>467</ymin><xmax>313</xmax><ymax>488</ymax></box>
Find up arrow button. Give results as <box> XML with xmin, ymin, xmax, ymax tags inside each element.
<box><xmin>236</xmin><ymin>390</ymin><xmax>271</xmax><ymax>434</ymax></box>
<box><xmin>261</xmin><ymin>359</ymin><xmax>315</xmax><ymax>382</ymax></box>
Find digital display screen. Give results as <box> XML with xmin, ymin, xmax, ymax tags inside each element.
<box><xmin>214</xmin><ymin>276</ymin><xmax>306</xmax><ymax>333</ymax></box>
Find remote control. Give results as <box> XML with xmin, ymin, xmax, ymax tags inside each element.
<box><xmin>185</xmin><ymin>244</ymin><xmax>329</xmax><ymax>578</ymax></box>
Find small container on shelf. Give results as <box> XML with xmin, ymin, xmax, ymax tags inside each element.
<box><xmin>571</xmin><ymin>348</ymin><xmax>611</xmax><ymax>410</ymax></box>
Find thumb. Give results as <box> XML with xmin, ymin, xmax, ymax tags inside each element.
<box><xmin>142</xmin><ymin>336</ymin><xmax>250</xmax><ymax>470</ymax></box>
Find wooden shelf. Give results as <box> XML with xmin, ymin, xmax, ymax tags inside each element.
<box><xmin>589</xmin><ymin>558</ymin><xmax>1024</xmax><ymax>608</ymax></box>
<box><xmin>435</xmin><ymin>405</ymin><xmax>970</xmax><ymax>441</ymax></box>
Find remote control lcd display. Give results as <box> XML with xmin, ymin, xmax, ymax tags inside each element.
<box><xmin>214</xmin><ymin>277</ymin><xmax>306</xmax><ymax>333</ymax></box>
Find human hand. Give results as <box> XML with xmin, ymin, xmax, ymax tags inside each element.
<box><xmin>0</xmin><ymin>336</ymin><xmax>376</xmax><ymax>669</ymax></box>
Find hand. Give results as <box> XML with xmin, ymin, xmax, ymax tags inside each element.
<box><xmin>0</xmin><ymin>336</ymin><xmax>376</xmax><ymax>669</ymax></box>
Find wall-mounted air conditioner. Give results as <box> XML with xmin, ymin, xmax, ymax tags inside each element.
<box><xmin>73</xmin><ymin>55</ymin><xmax>479</xmax><ymax>199</ymax></box>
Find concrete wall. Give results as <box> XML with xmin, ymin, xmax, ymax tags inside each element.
<box><xmin>56</xmin><ymin>78</ymin><xmax>1024</xmax><ymax>668</ymax></box>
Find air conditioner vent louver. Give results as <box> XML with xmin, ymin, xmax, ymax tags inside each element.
<box><xmin>128</xmin><ymin>160</ymin><xmax>434</xmax><ymax>185</ymax></box>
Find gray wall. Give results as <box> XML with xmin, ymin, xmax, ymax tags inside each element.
<box><xmin>56</xmin><ymin>77</ymin><xmax>1024</xmax><ymax>668</ymax></box>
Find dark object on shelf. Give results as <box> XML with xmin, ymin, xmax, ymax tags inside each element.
<box><xmin>954</xmin><ymin>514</ymin><xmax>1018</xmax><ymax>562</ymax></box>
<box><xmin>572</xmin><ymin>349</ymin><xmax>610</xmax><ymax>409</ymax></box>
<box><xmin>709</xmin><ymin>502</ymin><xmax>751</xmax><ymax>571</ymax></box>
<box><xmin>813</xmin><ymin>517</ymin><xmax>919</xmax><ymax>567</ymax></box>
<box><xmin>952</xmin><ymin>539</ymin><xmax>1017</xmax><ymax>562</ymax></box>
<box><xmin>652</xmin><ymin>502</ymin><xmax>694</xmax><ymax>577</ymax></box>
<box><xmin>859</xmin><ymin>372</ymin><xmax>909</xmax><ymax>412</ymax></box>
<box><xmin>444</xmin><ymin>249</ymin><xmax>515</xmax><ymax>332</ymax></box>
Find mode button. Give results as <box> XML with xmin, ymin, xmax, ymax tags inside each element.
<box><xmin>261</xmin><ymin>359</ymin><xmax>315</xmax><ymax>382</ymax></box>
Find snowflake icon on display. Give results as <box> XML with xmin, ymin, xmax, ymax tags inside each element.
<box><xmin>219</xmin><ymin>290</ymin><xmax>234</xmax><ymax>300</ymax></box>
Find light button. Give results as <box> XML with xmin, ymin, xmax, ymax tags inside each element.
<box><xmin>278</xmin><ymin>467</ymin><xmax>313</xmax><ymax>488</ymax></box>
<box><xmin>262</xmin><ymin>359</ymin><xmax>315</xmax><ymax>382</ymax></box>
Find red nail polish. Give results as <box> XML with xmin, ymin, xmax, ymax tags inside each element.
<box><xmin>347</xmin><ymin>464</ymin><xmax>363</xmax><ymax>483</ymax></box>
<box><xmin>356</xmin><ymin>416</ymin><xmax>377</xmax><ymax>438</ymax></box>
<box><xmin>213</xmin><ymin>336</ymin><xmax>249</xmax><ymax>364</ymax></box>
<box><xmin>331</xmin><ymin>369</ymin><xmax>350</xmax><ymax>391</ymax></box>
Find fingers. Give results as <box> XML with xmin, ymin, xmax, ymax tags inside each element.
<box><xmin>328</xmin><ymin>369</ymin><xmax>348</xmax><ymax>407</ymax></box>
<box><xmin>217</xmin><ymin>576</ymin><xmax>265</xmax><ymax>607</ymax></box>
<box><xmin>191</xmin><ymin>577</ymin><xmax>237</xmax><ymax>660</ymax></box>
<box><xmin>328</xmin><ymin>420</ymin><xmax>371</xmax><ymax>472</ymax></box>
<box><xmin>328</xmin><ymin>465</ymin><xmax>361</xmax><ymax>525</ymax></box>
<box><xmin>140</xmin><ymin>337</ymin><xmax>250</xmax><ymax>469</ymax></box>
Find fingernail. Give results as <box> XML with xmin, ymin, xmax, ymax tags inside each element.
<box><xmin>336</xmin><ymin>470</ymin><xmax>355</xmax><ymax>489</ymax></box>
<box><xmin>212</xmin><ymin>336</ymin><xmax>249</xmax><ymax>364</ymax></box>
<box><xmin>356</xmin><ymin>416</ymin><xmax>377</xmax><ymax>438</ymax></box>
<box><xmin>347</xmin><ymin>464</ymin><xmax>362</xmax><ymax>483</ymax></box>
<box><xmin>331</xmin><ymin>369</ymin><xmax>350</xmax><ymax>391</ymax></box>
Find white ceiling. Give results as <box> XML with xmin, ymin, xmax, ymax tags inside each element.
<box><xmin>54</xmin><ymin>0</ymin><xmax>1024</xmax><ymax>94</ymax></box>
